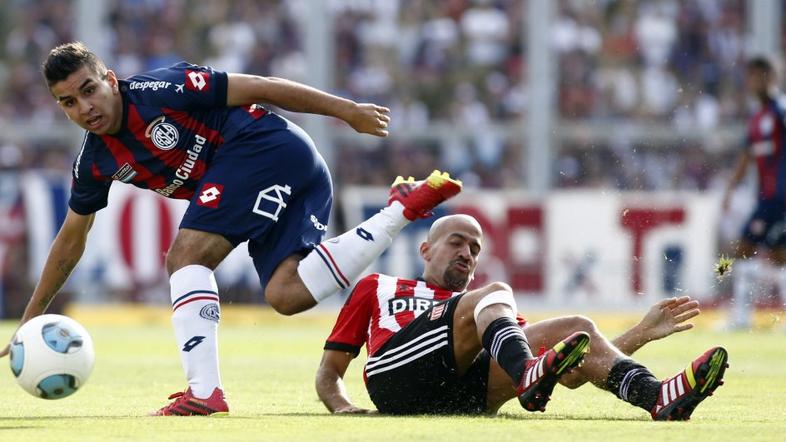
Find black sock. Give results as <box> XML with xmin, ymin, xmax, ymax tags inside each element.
<box><xmin>605</xmin><ymin>358</ymin><xmax>661</xmax><ymax>411</ymax></box>
<box><xmin>481</xmin><ymin>317</ymin><xmax>533</xmax><ymax>383</ymax></box>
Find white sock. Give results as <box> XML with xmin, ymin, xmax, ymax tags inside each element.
<box><xmin>170</xmin><ymin>265</ymin><xmax>222</xmax><ymax>398</ymax></box>
<box><xmin>298</xmin><ymin>201</ymin><xmax>409</xmax><ymax>302</ymax></box>
<box><xmin>731</xmin><ymin>259</ymin><xmax>756</xmax><ymax>328</ymax></box>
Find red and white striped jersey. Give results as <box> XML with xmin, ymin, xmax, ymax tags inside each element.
<box><xmin>324</xmin><ymin>273</ymin><xmax>458</xmax><ymax>358</ymax></box>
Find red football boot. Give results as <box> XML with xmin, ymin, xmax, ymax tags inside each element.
<box><xmin>151</xmin><ymin>387</ymin><xmax>229</xmax><ymax>416</ymax></box>
<box><xmin>651</xmin><ymin>346</ymin><xmax>728</xmax><ymax>421</ymax></box>
<box><xmin>388</xmin><ymin>170</ymin><xmax>462</xmax><ymax>221</ymax></box>
<box><xmin>517</xmin><ymin>331</ymin><xmax>591</xmax><ymax>412</ymax></box>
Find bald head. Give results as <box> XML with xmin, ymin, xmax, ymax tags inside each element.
<box><xmin>427</xmin><ymin>214</ymin><xmax>483</xmax><ymax>242</ymax></box>
<box><xmin>420</xmin><ymin>214</ymin><xmax>483</xmax><ymax>291</ymax></box>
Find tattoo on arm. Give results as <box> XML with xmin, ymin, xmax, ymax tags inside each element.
<box><xmin>37</xmin><ymin>257</ymin><xmax>78</xmax><ymax>310</ymax></box>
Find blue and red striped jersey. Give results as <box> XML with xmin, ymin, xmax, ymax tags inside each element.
<box><xmin>69</xmin><ymin>62</ymin><xmax>268</xmax><ymax>215</ymax></box>
<box><xmin>746</xmin><ymin>96</ymin><xmax>786</xmax><ymax>200</ymax></box>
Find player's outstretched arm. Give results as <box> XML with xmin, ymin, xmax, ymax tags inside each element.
<box><xmin>0</xmin><ymin>209</ymin><xmax>94</xmax><ymax>357</ymax></box>
<box><xmin>612</xmin><ymin>296</ymin><xmax>700</xmax><ymax>356</ymax></box>
<box><xmin>316</xmin><ymin>350</ymin><xmax>374</xmax><ymax>414</ymax></box>
<box><xmin>226</xmin><ymin>73</ymin><xmax>390</xmax><ymax>137</ymax></box>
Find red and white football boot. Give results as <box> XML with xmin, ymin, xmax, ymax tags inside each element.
<box><xmin>516</xmin><ymin>331</ymin><xmax>591</xmax><ymax>412</ymax></box>
<box><xmin>151</xmin><ymin>387</ymin><xmax>229</xmax><ymax>416</ymax></box>
<box><xmin>651</xmin><ymin>346</ymin><xmax>728</xmax><ymax>421</ymax></box>
<box><xmin>388</xmin><ymin>170</ymin><xmax>462</xmax><ymax>221</ymax></box>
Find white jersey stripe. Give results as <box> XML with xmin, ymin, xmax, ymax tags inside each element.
<box><xmin>366</xmin><ymin>325</ymin><xmax>449</xmax><ymax>364</ymax></box>
<box><xmin>375</xmin><ymin>274</ymin><xmax>402</xmax><ymax>333</ymax></box>
<box><xmin>366</xmin><ymin>341</ymin><xmax>449</xmax><ymax>377</ymax></box>
<box><xmin>365</xmin><ymin>332</ymin><xmax>448</xmax><ymax>372</ymax></box>
<box><xmin>366</xmin><ymin>331</ymin><xmax>448</xmax><ymax>368</ymax></box>
<box><xmin>73</xmin><ymin>131</ymin><xmax>89</xmax><ymax>179</ymax></box>
<box><xmin>413</xmin><ymin>280</ymin><xmax>438</xmax><ymax>301</ymax></box>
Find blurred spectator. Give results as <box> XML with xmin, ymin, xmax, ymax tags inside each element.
<box><xmin>0</xmin><ymin>0</ymin><xmax>749</xmax><ymax>192</ymax></box>
<box><xmin>0</xmin><ymin>0</ymin><xmax>758</xmax><ymax>312</ymax></box>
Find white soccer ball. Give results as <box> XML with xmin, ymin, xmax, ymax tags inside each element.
<box><xmin>9</xmin><ymin>314</ymin><xmax>95</xmax><ymax>399</ymax></box>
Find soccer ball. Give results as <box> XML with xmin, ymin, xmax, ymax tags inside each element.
<box><xmin>9</xmin><ymin>314</ymin><xmax>95</xmax><ymax>399</ymax></box>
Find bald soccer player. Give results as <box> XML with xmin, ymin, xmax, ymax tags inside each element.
<box><xmin>316</xmin><ymin>215</ymin><xmax>728</xmax><ymax>420</ymax></box>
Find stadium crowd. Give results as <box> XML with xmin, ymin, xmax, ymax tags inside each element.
<box><xmin>0</xmin><ymin>0</ymin><xmax>761</xmax><ymax>313</ymax></box>
<box><xmin>0</xmin><ymin>0</ymin><xmax>751</xmax><ymax>189</ymax></box>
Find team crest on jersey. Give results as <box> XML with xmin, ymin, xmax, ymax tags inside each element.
<box><xmin>145</xmin><ymin>116</ymin><xmax>179</xmax><ymax>150</ymax></box>
<box><xmin>429</xmin><ymin>303</ymin><xmax>447</xmax><ymax>321</ymax></box>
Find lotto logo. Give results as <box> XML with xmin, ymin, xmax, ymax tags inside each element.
<box><xmin>182</xmin><ymin>336</ymin><xmax>205</xmax><ymax>352</ymax></box>
<box><xmin>186</xmin><ymin>69</ymin><xmax>210</xmax><ymax>92</ymax></box>
<box><xmin>197</xmin><ymin>183</ymin><xmax>223</xmax><ymax>208</ymax></box>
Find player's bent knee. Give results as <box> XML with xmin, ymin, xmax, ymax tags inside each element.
<box><xmin>566</xmin><ymin>315</ymin><xmax>597</xmax><ymax>334</ymax></box>
<box><xmin>264</xmin><ymin>283</ymin><xmax>314</xmax><ymax>316</ymax></box>
<box><xmin>265</xmin><ymin>285</ymin><xmax>297</xmax><ymax>316</ymax></box>
<box><xmin>472</xmin><ymin>285</ymin><xmax>517</xmax><ymax>323</ymax></box>
<box><xmin>165</xmin><ymin>251</ymin><xmax>187</xmax><ymax>276</ymax></box>
<box><xmin>265</xmin><ymin>259</ymin><xmax>316</xmax><ymax>316</ymax></box>
<box><xmin>265</xmin><ymin>289</ymin><xmax>300</xmax><ymax>316</ymax></box>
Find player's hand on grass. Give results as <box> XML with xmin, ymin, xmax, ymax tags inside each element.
<box><xmin>638</xmin><ymin>296</ymin><xmax>700</xmax><ymax>342</ymax></box>
<box><xmin>333</xmin><ymin>405</ymin><xmax>376</xmax><ymax>415</ymax></box>
<box><xmin>346</xmin><ymin>103</ymin><xmax>390</xmax><ymax>137</ymax></box>
<box><xmin>0</xmin><ymin>343</ymin><xmax>8</xmax><ymax>358</ymax></box>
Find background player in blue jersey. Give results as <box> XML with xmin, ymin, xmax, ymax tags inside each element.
<box><xmin>722</xmin><ymin>57</ymin><xmax>786</xmax><ymax>330</ymax></box>
<box><xmin>0</xmin><ymin>41</ymin><xmax>462</xmax><ymax>416</ymax></box>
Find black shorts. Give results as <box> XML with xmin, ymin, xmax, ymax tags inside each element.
<box><xmin>365</xmin><ymin>294</ymin><xmax>490</xmax><ymax>415</ymax></box>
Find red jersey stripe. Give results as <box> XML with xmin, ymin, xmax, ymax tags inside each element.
<box><xmin>101</xmin><ymin>135</ymin><xmax>167</xmax><ymax>190</ymax></box>
<box><xmin>163</xmin><ymin>108</ymin><xmax>225</xmax><ymax>147</ymax></box>
<box><xmin>127</xmin><ymin>105</ymin><xmax>191</xmax><ymax>172</ymax></box>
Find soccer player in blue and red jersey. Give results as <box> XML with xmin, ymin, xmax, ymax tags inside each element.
<box><xmin>722</xmin><ymin>56</ymin><xmax>786</xmax><ymax>329</ymax></box>
<box><xmin>0</xmin><ymin>42</ymin><xmax>462</xmax><ymax>415</ymax></box>
<box><xmin>317</xmin><ymin>214</ymin><xmax>728</xmax><ymax>420</ymax></box>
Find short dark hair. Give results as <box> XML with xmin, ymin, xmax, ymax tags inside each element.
<box><xmin>747</xmin><ymin>56</ymin><xmax>774</xmax><ymax>74</ymax></box>
<box><xmin>42</xmin><ymin>41</ymin><xmax>107</xmax><ymax>89</ymax></box>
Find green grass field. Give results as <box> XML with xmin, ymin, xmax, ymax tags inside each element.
<box><xmin>0</xmin><ymin>306</ymin><xmax>784</xmax><ymax>441</ymax></box>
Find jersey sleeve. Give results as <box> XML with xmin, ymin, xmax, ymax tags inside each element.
<box><xmin>123</xmin><ymin>62</ymin><xmax>228</xmax><ymax>110</ymax></box>
<box><xmin>68</xmin><ymin>136</ymin><xmax>112</xmax><ymax>215</ymax></box>
<box><xmin>324</xmin><ymin>276</ymin><xmax>376</xmax><ymax>358</ymax></box>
